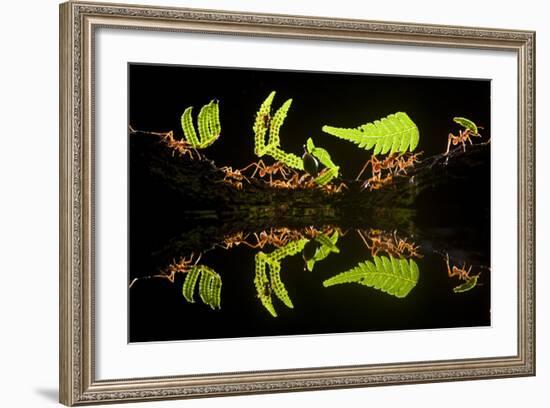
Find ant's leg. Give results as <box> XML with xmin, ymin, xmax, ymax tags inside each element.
<box><xmin>356</xmin><ymin>160</ymin><xmax>371</xmax><ymax>181</ymax></box>
<box><xmin>444</xmin><ymin>253</ymin><xmax>453</xmax><ymax>277</ymax></box>
<box><xmin>445</xmin><ymin>134</ymin><xmax>454</xmax><ymax>155</ymax></box>
<box><xmin>241</xmin><ymin>160</ymin><xmax>261</xmax><ymax>177</ymax></box>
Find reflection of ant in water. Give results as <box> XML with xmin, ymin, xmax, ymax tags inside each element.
<box><xmin>128</xmin><ymin>252</ymin><xmax>202</xmax><ymax>289</ymax></box>
<box><xmin>444</xmin><ymin>253</ymin><xmax>479</xmax><ymax>280</ymax></box>
<box><xmin>443</xmin><ymin>253</ymin><xmax>483</xmax><ymax>293</ymax></box>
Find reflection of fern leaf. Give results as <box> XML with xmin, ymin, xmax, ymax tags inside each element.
<box><xmin>182</xmin><ymin>266</ymin><xmax>200</xmax><ymax>303</ymax></box>
<box><xmin>453</xmin><ymin>275</ymin><xmax>479</xmax><ymax>293</ymax></box>
<box><xmin>266</xmin><ymin>258</ymin><xmax>293</xmax><ymax>308</ymax></box>
<box><xmin>323</xmin><ymin>255</ymin><xmax>419</xmax><ymax>298</ymax></box>
<box><xmin>198</xmin><ymin>269</ymin><xmax>213</xmax><ymax>305</ymax></box>
<box><xmin>182</xmin><ymin>265</ymin><xmax>222</xmax><ymax>309</ymax></box>
<box><xmin>270</xmin><ymin>239</ymin><xmax>308</xmax><ymax>261</ymax></box>
<box><xmin>315</xmin><ymin>234</ymin><xmax>339</xmax><ymax>253</ymax></box>
<box><xmin>254</xmin><ymin>239</ymin><xmax>307</xmax><ymax>317</ymax></box>
<box><xmin>322</xmin><ymin>112</ymin><xmax>419</xmax><ymax>155</ymax></box>
<box><xmin>254</xmin><ymin>252</ymin><xmax>277</xmax><ymax>317</ymax></box>
<box><xmin>209</xmin><ymin>273</ymin><xmax>222</xmax><ymax>309</ymax></box>
<box><xmin>307</xmin><ymin>232</ymin><xmax>339</xmax><ymax>272</ymax></box>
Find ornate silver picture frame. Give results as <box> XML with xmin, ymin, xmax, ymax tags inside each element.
<box><xmin>59</xmin><ymin>1</ymin><xmax>535</xmax><ymax>405</ymax></box>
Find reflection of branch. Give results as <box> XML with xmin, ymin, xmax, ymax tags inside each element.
<box><xmin>357</xmin><ymin>229</ymin><xmax>422</xmax><ymax>259</ymax></box>
<box><xmin>219</xmin><ymin>226</ymin><xmax>339</xmax><ymax>251</ymax></box>
<box><xmin>128</xmin><ymin>253</ymin><xmax>202</xmax><ymax>288</ymax></box>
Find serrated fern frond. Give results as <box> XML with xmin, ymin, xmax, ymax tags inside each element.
<box><xmin>253</xmin><ymin>91</ymin><xmax>304</xmax><ymax>170</ymax></box>
<box><xmin>323</xmin><ymin>255</ymin><xmax>419</xmax><ymax>298</ymax></box>
<box><xmin>180</xmin><ymin>99</ymin><xmax>221</xmax><ymax>149</ymax></box>
<box><xmin>182</xmin><ymin>265</ymin><xmax>222</xmax><ymax>309</ymax></box>
<box><xmin>322</xmin><ymin>112</ymin><xmax>419</xmax><ymax>155</ymax></box>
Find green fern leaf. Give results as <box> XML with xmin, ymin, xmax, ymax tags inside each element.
<box><xmin>254</xmin><ymin>239</ymin><xmax>308</xmax><ymax>317</ymax></box>
<box><xmin>266</xmin><ymin>257</ymin><xmax>293</xmax><ymax>308</ymax></box>
<box><xmin>323</xmin><ymin>255</ymin><xmax>419</xmax><ymax>298</ymax></box>
<box><xmin>252</xmin><ymin>91</ymin><xmax>304</xmax><ymax>170</ymax></box>
<box><xmin>208</xmin><ymin>100</ymin><xmax>221</xmax><ymax>140</ymax></box>
<box><xmin>305</xmin><ymin>137</ymin><xmax>340</xmax><ymax>185</ymax></box>
<box><xmin>182</xmin><ymin>266</ymin><xmax>200</xmax><ymax>303</ymax></box>
<box><xmin>209</xmin><ymin>273</ymin><xmax>222</xmax><ymax>309</ymax></box>
<box><xmin>181</xmin><ymin>107</ymin><xmax>200</xmax><ymax>147</ymax></box>
<box><xmin>269</xmin><ymin>239</ymin><xmax>308</xmax><ymax>262</ymax></box>
<box><xmin>197</xmin><ymin>103</ymin><xmax>210</xmax><ymax>145</ymax></box>
<box><xmin>254</xmin><ymin>252</ymin><xmax>277</xmax><ymax>317</ymax></box>
<box><xmin>315</xmin><ymin>233</ymin><xmax>340</xmax><ymax>254</ymax></box>
<box><xmin>306</xmin><ymin>231</ymin><xmax>340</xmax><ymax>272</ymax></box>
<box><xmin>314</xmin><ymin>167</ymin><xmax>339</xmax><ymax>186</ymax></box>
<box><xmin>180</xmin><ymin>100</ymin><xmax>221</xmax><ymax>149</ymax></box>
<box><xmin>322</xmin><ymin>112</ymin><xmax>419</xmax><ymax>155</ymax></box>
<box><xmin>182</xmin><ymin>265</ymin><xmax>222</xmax><ymax>309</ymax></box>
<box><xmin>253</xmin><ymin>91</ymin><xmax>275</xmax><ymax>156</ymax></box>
<box><xmin>198</xmin><ymin>268</ymin><xmax>213</xmax><ymax>305</ymax></box>
<box><xmin>268</xmin><ymin>99</ymin><xmax>292</xmax><ymax>148</ymax></box>
<box><xmin>268</xmin><ymin>147</ymin><xmax>304</xmax><ymax>170</ymax></box>
<box><xmin>453</xmin><ymin>275</ymin><xmax>479</xmax><ymax>293</ymax></box>
<box><xmin>453</xmin><ymin>117</ymin><xmax>480</xmax><ymax>135</ymax></box>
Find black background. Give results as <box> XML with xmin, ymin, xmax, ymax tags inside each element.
<box><xmin>128</xmin><ymin>63</ymin><xmax>491</xmax><ymax>343</ymax></box>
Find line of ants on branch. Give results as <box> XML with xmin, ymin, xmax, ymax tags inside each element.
<box><xmin>130</xmin><ymin>116</ymin><xmax>488</xmax><ymax>194</ymax></box>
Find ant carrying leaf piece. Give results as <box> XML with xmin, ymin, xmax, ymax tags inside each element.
<box><xmin>444</xmin><ymin>116</ymin><xmax>484</xmax><ymax>156</ymax></box>
<box><xmin>304</xmin><ymin>137</ymin><xmax>341</xmax><ymax>186</ymax></box>
<box><xmin>322</xmin><ymin>112</ymin><xmax>420</xmax><ymax>155</ymax></box>
<box><xmin>253</xmin><ymin>91</ymin><xmax>304</xmax><ymax>170</ymax></box>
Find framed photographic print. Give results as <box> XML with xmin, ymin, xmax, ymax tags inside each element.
<box><xmin>59</xmin><ymin>1</ymin><xmax>536</xmax><ymax>405</ymax></box>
